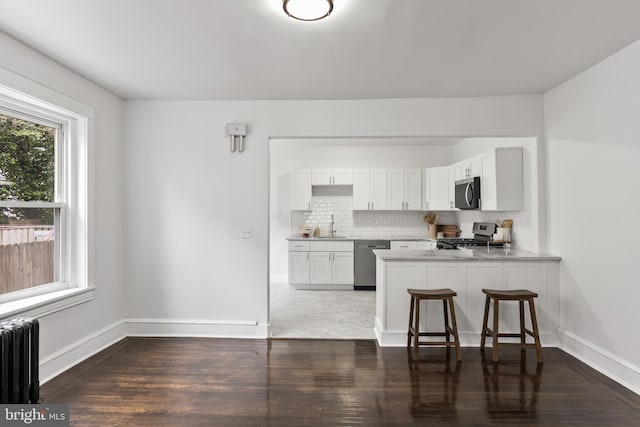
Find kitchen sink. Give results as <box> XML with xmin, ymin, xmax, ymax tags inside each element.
<box><xmin>317</xmin><ymin>236</ymin><xmax>348</xmax><ymax>239</ymax></box>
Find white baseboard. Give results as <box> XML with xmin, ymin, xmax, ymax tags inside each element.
<box><xmin>126</xmin><ymin>318</ymin><xmax>270</xmax><ymax>339</ymax></box>
<box><xmin>558</xmin><ymin>328</ymin><xmax>640</xmax><ymax>395</ymax></box>
<box><xmin>39</xmin><ymin>319</ymin><xmax>127</xmax><ymax>384</ymax></box>
<box><xmin>375</xmin><ymin>316</ymin><xmax>559</xmax><ymax>348</ymax></box>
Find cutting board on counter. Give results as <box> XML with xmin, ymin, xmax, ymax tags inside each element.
<box><xmin>437</xmin><ymin>224</ymin><xmax>458</xmax><ymax>237</ymax></box>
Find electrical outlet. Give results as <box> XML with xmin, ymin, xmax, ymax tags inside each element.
<box><xmin>241</xmin><ymin>228</ymin><xmax>252</xmax><ymax>239</ymax></box>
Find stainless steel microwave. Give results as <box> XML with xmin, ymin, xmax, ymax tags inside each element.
<box><xmin>455</xmin><ymin>177</ymin><xmax>481</xmax><ymax>209</ymax></box>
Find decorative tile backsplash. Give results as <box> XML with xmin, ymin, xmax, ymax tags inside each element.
<box><xmin>291</xmin><ymin>186</ymin><xmax>537</xmax><ymax>251</ymax></box>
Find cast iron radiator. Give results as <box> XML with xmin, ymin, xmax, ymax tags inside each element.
<box><xmin>0</xmin><ymin>317</ymin><xmax>39</xmax><ymax>404</ymax></box>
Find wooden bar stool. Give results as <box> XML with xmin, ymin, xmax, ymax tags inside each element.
<box><xmin>407</xmin><ymin>288</ymin><xmax>462</xmax><ymax>361</ymax></box>
<box><xmin>480</xmin><ymin>289</ymin><xmax>543</xmax><ymax>364</ymax></box>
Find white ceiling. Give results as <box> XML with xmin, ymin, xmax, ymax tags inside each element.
<box><xmin>1</xmin><ymin>0</ymin><xmax>640</xmax><ymax>101</ymax></box>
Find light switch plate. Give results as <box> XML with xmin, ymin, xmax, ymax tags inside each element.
<box><xmin>241</xmin><ymin>227</ymin><xmax>252</xmax><ymax>239</ymax></box>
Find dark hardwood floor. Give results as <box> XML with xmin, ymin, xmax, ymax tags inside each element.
<box><xmin>41</xmin><ymin>338</ymin><xmax>640</xmax><ymax>426</ymax></box>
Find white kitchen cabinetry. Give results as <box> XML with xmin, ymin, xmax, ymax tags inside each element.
<box><xmin>390</xmin><ymin>241</ymin><xmax>417</xmax><ymax>250</ymax></box>
<box><xmin>311</xmin><ymin>168</ymin><xmax>353</xmax><ymax>186</ymax></box>
<box><xmin>391</xmin><ymin>241</ymin><xmax>436</xmax><ymax>250</ymax></box>
<box><xmin>374</xmin><ymin>259</ymin><xmax>559</xmax><ymax>347</ymax></box>
<box><xmin>288</xmin><ymin>240</ymin><xmax>354</xmax><ymax>289</ymax></box>
<box><xmin>288</xmin><ymin>241</ymin><xmax>311</xmax><ymax>284</ymax></box>
<box><xmin>423</xmin><ymin>166</ymin><xmax>452</xmax><ymax>211</ymax></box>
<box><xmin>353</xmin><ymin>169</ymin><xmax>387</xmax><ymax>210</ymax></box>
<box><xmin>388</xmin><ymin>169</ymin><xmax>422</xmax><ymax>210</ymax></box>
<box><xmin>289</xmin><ymin>169</ymin><xmax>312</xmax><ymax>211</ymax></box>
<box><xmin>453</xmin><ymin>157</ymin><xmax>482</xmax><ymax>181</ymax></box>
<box><xmin>479</xmin><ymin>147</ymin><xmax>523</xmax><ymax>211</ymax></box>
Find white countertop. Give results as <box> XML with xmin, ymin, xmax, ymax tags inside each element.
<box><xmin>373</xmin><ymin>247</ymin><xmax>561</xmax><ymax>261</ymax></box>
<box><xmin>287</xmin><ymin>235</ymin><xmax>436</xmax><ymax>241</ymax></box>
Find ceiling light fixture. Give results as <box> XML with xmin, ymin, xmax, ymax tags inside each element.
<box><xmin>283</xmin><ymin>0</ymin><xmax>333</xmax><ymax>21</ymax></box>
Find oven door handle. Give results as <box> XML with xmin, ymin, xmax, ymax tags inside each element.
<box><xmin>465</xmin><ymin>182</ymin><xmax>473</xmax><ymax>207</ymax></box>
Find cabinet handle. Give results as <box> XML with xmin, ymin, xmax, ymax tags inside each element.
<box><xmin>308</xmin><ymin>202</ymin><xmax>311</xmax><ymax>210</ymax></box>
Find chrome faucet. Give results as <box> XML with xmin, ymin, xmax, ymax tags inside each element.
<box><xmin>329</xmin><ymin>214</ymin><xmax>336</xmax><ymax>237</ymax></box>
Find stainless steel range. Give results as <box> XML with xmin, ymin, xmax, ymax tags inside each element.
<box><xmin>436</xmin><ymin>222</ymin><xmax>505</xmax><ymax>249</ymax></box>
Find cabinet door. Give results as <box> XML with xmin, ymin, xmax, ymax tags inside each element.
<box><xmin>387</xmin><ymin>169</ymin><xmax>405</xmax><ymax>210</ymax></box>
<box><xmin>288</xmin><ymin>252</ymin><xmax>309</xmax><ymax>284</ymax></box>
<box><xmin>480</xmin><ymin>153</ymin><xmax>497</xmax><ymax>211</ymax></box>
<box><xmin>405</xmin><ymin>169</ymin><xmax>423</xmax><ymax>210</ymax></box>
<box><xmin>453</xmin><ymin>161</ymin><xmax>468</xmax><ymax>181</ymax></box>
<box><xmin>370</xmin><ymin>169</ymin><xmax>388</xmax><ymax>210</ymax></box>
<box><xmin>332</xmin><ymin>168</ymin><xmax>353</xmax><ymax>185</ymax></box>
<box><xmin>332</xmin><ymin>252</ymin><xmax>354</xmax><ymax>284</ymax></box>
<box><xmin>448</xmin><ymin>167</ymin><xmax>457</xmax><ymax>210</ymax></box>
<box><xmin>352</xmin><ymin>169</ymin><xmax>371</xmax><ymax>210</ymax></box>
<box><xmin>291</xmin><ymin>170</ymin><xmax>311</xmax><ymax>210</ymax></box>
<box><xmin>426</xmin><ymin>167</ymin><xmax>450</xmax><ymax>210</ymax></box>
<box><xmin>309</xmin><ymin>252</ymin><xmax>332</xmax><ymax>284</ymax></box>
<box><xmin>311</xmin><ymin>169</ymin><xmax>332</xmax><ymax>186</ymax></box>
<box><xmin>469</xmin><ymin>157</ymin><xmax>482</xmax><ymax>177</ymax></box>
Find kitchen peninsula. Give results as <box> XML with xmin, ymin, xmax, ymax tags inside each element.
<box><xmin>373</xmin><ymin>247</ymin><xmax>561</xmax><ymax>347</ymax></box>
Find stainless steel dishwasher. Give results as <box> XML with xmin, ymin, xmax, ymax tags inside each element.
<box><xmin>354</xmin><ymin>240</ymin><xmax>390</xmax><ymax>290</ymax></box>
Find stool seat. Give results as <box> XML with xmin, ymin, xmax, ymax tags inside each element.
<box><xmin>408</xmin><ymin>288</ymin><xmax>457</xmax><ymax>298</ymax></box>
<box><xmin>481</xmin><ymin>288</ymin><xmax>543</xmax><ymax>364</ymax></box>
<box><xmin>483</xmin><ymin>289</ymin><xmax>538</xmax><ymax>299</ymax></box>
<box><xmin>407</xmin><ymin>288</ymin><xmax>461</xmax><ymax>361</ymax></box>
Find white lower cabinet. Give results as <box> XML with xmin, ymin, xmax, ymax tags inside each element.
<box><xmin>288</xmin><ymin>252</ymin><xmax>310</xmax><ymax>284</ymax></box>
<box><xmin>309</xmin><ymin>252</ymin><xmax>332</xmax><ymax>284</ymax></box>
<box><xmin>390</xmin><ymin>241</ymin><xmax>436</xmax><ymax>250</ymax></box>
<box><xmin>288</xmin><ymin>240</ymin><xmax>354</xmax><ymax>289</ymax></box>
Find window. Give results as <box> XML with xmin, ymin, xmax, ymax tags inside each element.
<box><xmin>0</xmin><ymin>79</ymin><xmax>91</xmax><ymax>310</ymax></box>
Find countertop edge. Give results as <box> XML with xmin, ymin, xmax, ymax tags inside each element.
<box><xmin>372</xmin><ymin>249</ymin><xmax>561</xmax><ymax>262</ymax></box>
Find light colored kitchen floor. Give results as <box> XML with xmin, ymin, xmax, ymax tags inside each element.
<box><xmin>269</xmin><ymin>282</ymin><xmax>376</xmax><ymax>339</ymax></box>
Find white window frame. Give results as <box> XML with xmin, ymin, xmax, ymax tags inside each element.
<box><xmin>0</xmin><ymin>69</ymin><xmax>94</xmax><ymax>317</ymax></box>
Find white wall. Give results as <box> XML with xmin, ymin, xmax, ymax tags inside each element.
<box><xmin>0</xmin><ymin>33</ymin><xmax>126</xmax><ymax>380</ymax></box>
<box><xmin>545</xmin><ymin>40</ymin><xmax>640</xmax><ymax>393</ymax></box>
<box><xmin>124</xmin><ymin>96</ymin><xmax>544</xmax><ymax>337</ymax></box>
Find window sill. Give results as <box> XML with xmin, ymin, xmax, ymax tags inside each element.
<box><xmin>0</xmin><ymin>287</ymin><xmax>95</xmax><ymax>319</ymax></box>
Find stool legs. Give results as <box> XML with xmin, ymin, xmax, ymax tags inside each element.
<box><xmin>447</xmin><ymin>296</ymin><xmax>462</xmax><ymax>362</ymax></box>
<box><xmin>480</xmin><ymin>292</ymin><xmax>543</xmax><ymax>364</ymax></box>
<box><xmin>407</xmin><ymin>293</ymin><xmax>462</xmax><ymax>362</ymax></box>
<box><xmin>407</xmin><ymin>296</ymin><xmax>415</xmax><ymax>348</ymax></box>
<box><xmin>528</xmin><ymin>297</ymin><xmax>544</xmax><ymax>364</ymax></box>
<box><xmin>492</xmin><ymin>297</ymin><xmax>500</xmax><ymax>362</ymax></box>
<box><xmin>480</xmin><ymin>295</ymin><xmax>490</xmax><ymax>350</ymax></box>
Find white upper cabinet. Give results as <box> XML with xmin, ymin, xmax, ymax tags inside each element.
<box><xmin>423</xmin><ymin>166</ymin><xmax>452</xmax><ymax>211</ymax></box>
<box><xmin>388</xmin><ymin>169</ymin><xmax>422</xmax><ymax>210</ymax></box>
<box><xmin>453</xmin><ymin>157</ymin><xmax>482</xmax><ymax>181</ymax></box>
<box><xmin>480</xmin><ymin>147</ymin><xmax>523</xmax><ymax>211</ymax></box>
<box><xmin>311</xmin><ymin>168</ymin><xmax>353</xmax><ymax>185</ymax></box>
<box><xmin>353</xmin><ymin>168</ymin><xmax>388</xmax><ymax>210</ymax></box>
<box><xmin>290</xmin><ymin>169</ymin><xmax>312</xmax><ymax>211</ymax></box>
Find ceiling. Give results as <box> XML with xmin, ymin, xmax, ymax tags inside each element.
<box><xmin>1</xmin><ymin>0</ymin><xmax>640</xmax><ymax>101</ymax></box>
